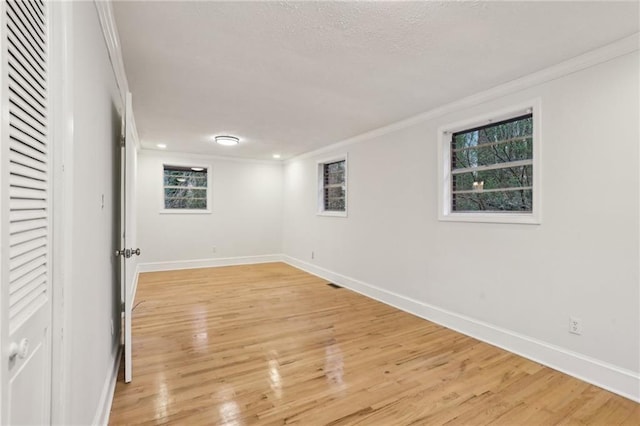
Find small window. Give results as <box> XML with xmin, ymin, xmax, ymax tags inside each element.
<box><xmin>163</xmin><ymin>165</ymin><xmax>210</xmax><ymax>211</ymax></box>
<box><xmin>439</xmin><ymin>101</ymin><xmax>540</xmax><ymax>224</ymax></box>
<box><xmin>452</xmin><ymin>113</ymin><xmax>532</xmax><ymax>212</ymax></box>
<box><xmin>318</xmin><ymin>156</ymin><xmax>347</xmax><ymax>216</ymax></box>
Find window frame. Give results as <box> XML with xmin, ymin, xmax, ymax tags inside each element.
<box><xmin>160</xmin><ymin>162</ymin><xmax>213</xmax><ymax>214</ymax></box>
<box><xmin>437</xmin><ymin>99</ymin><xmax>541</xmax><ymax>224</ymax></box>
<box><xmin>317</xmin><ymin>154</ymin><xmax>348</xmax><ymax>217</ymax></box>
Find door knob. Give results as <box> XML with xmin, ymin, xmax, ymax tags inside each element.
<box><xmin>8</xmin><ymin>338</ymin><xmax>28</xmax><ymax>360</ymax></box>
<box><xmin>8</xmin><ymin>342</ymin><xmax>18</xmax><ymax>360</ymax></box>
<box><xmin>115</xmin><ymin>248</ymin><xmax>140</xmax><ymax>258</ymax></box>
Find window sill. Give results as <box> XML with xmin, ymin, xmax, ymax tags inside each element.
<box><xmin>317</xmin><ymin>210</ymin><xmax>348</xmax><ymax>218</ymax></box>
<box><xmin>439</xmin><ymin>212</ymin><xmax>540</xmax><ymax>225</ymax></box>
<box><xmin>159</xmin><ymin>209</ymin><xmax>212</xmax><ymax>215</ymax></box>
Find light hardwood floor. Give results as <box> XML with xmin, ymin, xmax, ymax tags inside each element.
<box><xmin>109</xmin><ymin>263</ymin><xmax>639</xmax><ymax>425</ymax></box>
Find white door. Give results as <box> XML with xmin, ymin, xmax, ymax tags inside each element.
<box><xmin>0</xmin><ymin>0</ymin><xmax>52</xmax><ymax>424</ymax></box>
<box><xmin>117</xmin><ymin>92</ymin><xmax>138</xmax><ymax>383</ymax></box>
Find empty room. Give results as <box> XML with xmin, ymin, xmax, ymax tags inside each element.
<box><xmin>0</xmin><ymin>0</ymin><xmax>639</xmax><ymax>425</ymax></box>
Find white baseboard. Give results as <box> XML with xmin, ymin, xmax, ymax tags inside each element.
<box><xmin>92</xmin><ymin>344</ymin><xmax>122</xmax><ymax>426</ymax></box>
<box><xmin>282</xmin><ymin>255</ymin><xmax>640</xmax><ymax>402</ymax></box>
<box><xmin>137</xmin><ymin>254</ymin><xmax>284</xmax><ymax>273</ymax></box>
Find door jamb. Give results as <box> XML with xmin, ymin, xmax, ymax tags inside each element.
<box><xmin>50</xmin><ymin>2</ymin><xmax>74</xmax><ymax>424</ymax></box>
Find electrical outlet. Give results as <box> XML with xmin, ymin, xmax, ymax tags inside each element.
<box><xmin>110</xmin><ymin>319</ymin><xmax>114</xmax><ymax>336</ymax></box>
<box><xmin>212</xmin><ymin>246</ymin><xmax>217</xmax><ymax>253</ymax></box>
<box><xmin>311</xmin><ymin>251</ymin><xmax>314</xmax><ymax>260</ymax></box>
<box><xmin>569</xmin><ymin>316</ymin><xmax>582</xmax><ymax>335</ymax></box>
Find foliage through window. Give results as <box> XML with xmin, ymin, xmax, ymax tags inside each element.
<box><xmin>451</xmin><ymin>114</ymin><xmax>533</xmax><ymax>212</ymax></box>
<box><xmin>163</xmin><ymin>165</ymin><xmax>208</xmax><ymax>210</ymax></box>
<box><xmin>319</xmin><ymin>159</ymin><xmax>346</xmax><ymax>214</ymax></box>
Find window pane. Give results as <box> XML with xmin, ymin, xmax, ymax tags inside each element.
<box><xmin>453</xmin><ymin>115</ymin><xmax>532</xmax><ymax>149</ymax></box>
<box><xmin>326</xmin><ymin>198</ymin><xmax>345</xmax><ymax>211</ymax></box>
<box><xmin>450</xmin><ymin>114</ymin><xmax>534</xmax><ymax>214</ymax></box>
<box><xmin>324</xmin><ymin>161</ymin><xmax>345</xmax><ymax>185</ymax></box>
<box><xmin>453</xmin><ymin>189</ymin><xmax>532</xmax><ymax>212</ymax></box>
<box><xmin>324</xmin><ymin>186</ymin><xmax>345</xmax><ymax>211</ymax></box>
<box><xmin>453</xmin><ymin>137</ymin><xmax>532</xmax><ymax>170</ymax></box>
<box><xmin>322</xmin><ymin>160</ymin><xmax>346</xmax><ymax>212</ymax></box>
<box><xmin>163</xmin><ymin>165</ymin><xmax>208</xmax><ymax>210</ymax></box>
<box><xmin>453</xmin><ymin>165</ymin><xmax>532</xmax><ymax>192</ymax></box>
<box><xmin>164</xmin><ymin>170</ymin><xmax>207</xmax><ymax>187</ymax></box>
<box><xmin>164</xmin><ymin>188</ymin><xmax>207</xmax><ymax>209</ymax></box>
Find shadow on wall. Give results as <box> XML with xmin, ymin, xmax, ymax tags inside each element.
<box><xmin>111</xmin><ymin>100</ymin><xmax>123</xmax><ymax>339</ymax></box>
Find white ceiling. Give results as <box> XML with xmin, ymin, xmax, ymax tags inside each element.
<box><xmin>113</xmin><ymin>1</ymin><xmax>639</xmax><ymax>160</ymax></box>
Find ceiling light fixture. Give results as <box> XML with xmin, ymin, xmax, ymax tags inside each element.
<box><xmin>272</xmin><ymin>154</ymin><xmax>281</xmax><ymax>159</ymax></box>
<box><xmin>191</xmin><ymin>167</ymin><xmax>204</xmax><ymax>171</ymax></box>
<box><xmin>156</xmin><ymin>143</ymin><xmax>167</xmax><ymax>149</ymax></box>
<box><xmin>215</xmin><ymin>135</ymin><xmax>239</xmax><ymax>146</ymax></box>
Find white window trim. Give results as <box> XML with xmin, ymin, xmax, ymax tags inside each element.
<box><xmin>159</xmin><ymin>162</ymin><xmax>213</xmax><ymax>214</ymax></box>
<box><xmin>437</xmin><ymin>99</ymin><xmax>541</xmax><ymax>224</ymax></box>
<box><xmin>317</xmin><ymin>154</ymin><xmax>348</xmax><ymax>217</ymax></box>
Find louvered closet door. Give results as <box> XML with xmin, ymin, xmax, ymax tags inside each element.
<box><xmin>1</xmin><ymin>0</ymin><xmax>52</xmax><ymax>424</ymax></box>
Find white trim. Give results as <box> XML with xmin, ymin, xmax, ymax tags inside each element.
<box><xmin>316</xmin><ymin>154</ymin><xmax>348</xmax><ymax>217</ymax></box>
<box><xmin>0</xmin><ymin>2</ymin><xmax>8</xmax><ymax>423</ymax></box>
<box><xmin>159</xmin><ymin>209</ymin><xmax>212</xmax><ymax>215</ymax></box>
<box><xmin>94</xmin><ymin>0</ymin><xmax>128</xmax><ymax>103</ymax></box>
<box><xmin>91</xmin><ymin>344</ymin><xmax>122</xmax><ymax>426</ymax></box>
<box><xmin>128</xmin><ymin>103</ymin><xmax>141</xmax><ymax>151</ymax></box>
<box><xmin>437</xmin><ymin>99</ymin><xmax>542</xmax><ymax>224</ymax></box>
<box><xmin>317</xmin><ymin>211</ymin><xmax>348</xmax><ymax>218</ymax></box>
<box><xmin>288</xmin><ymin>34</ymin><xmax>639</xmax><ymax>163</ymax></box>
<box><xmin>50</xmin><ymin>1</ymin><xmax>74</xmax><ymax>424</ymax></box>
<box><xmin>282</xmin><ymin>255</ymin><xmax>640</xmax><ymax>403</ymax></box>
<box><xmin>137</xmin><ymin>254</ymin><xmax>284</xmax><ymax>273</ymax></box>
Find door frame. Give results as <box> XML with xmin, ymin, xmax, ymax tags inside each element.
<box><xmin>47</xmin><ymin>1</ymin><xmax>134</xmax><ymax>422</ymax></box>
<box><xmin>50</xmin><ymin>1</ymin><xmax>74</xmax><ymax>423</ymax></box>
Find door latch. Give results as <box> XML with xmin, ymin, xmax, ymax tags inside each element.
<box><xmin>115</xmin><ymin>248</ymin><xmax>141</xmax><ymax>258</ymax></box>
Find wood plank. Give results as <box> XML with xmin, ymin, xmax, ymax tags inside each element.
<box><xmin>109</xmin><ymin>263</ymin><xmax>640</xmax><ymax>425</ymax></box>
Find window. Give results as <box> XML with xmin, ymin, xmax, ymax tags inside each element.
<box><xmin>318</xmin><ymin>156</ymin><xmax>347</xmax><ymax>216</ymax></box>
<box><xmin>439</xmin><ymin>101</ymin><xmax>540</xmax><ymax>224</ymax></box>
<box><xmin>162</xmin><ymin>165</ymin><xmax>210</xmax><ymax>211</ymax></box>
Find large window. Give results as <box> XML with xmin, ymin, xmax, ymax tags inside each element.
<box><xmin>317</xmin><ymin>156</ymin><xmax>347</xmax><ymax>216</ymax></box>
<box><xmin>163</xmin><ymin>165</ymin><xmax>210</xmax><ymax>211</ymax></box>
<box><xmin>439</xmin><ymin>101</ymin><xmax>540</xmax><ymax>224</ymax></box>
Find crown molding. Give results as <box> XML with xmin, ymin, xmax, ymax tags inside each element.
<box><xmin>288</xmin><ymin>33</ymin><xmax>639</xmax><ymax>163</ymax></box>
<box><xmin>94</xmin><ymin>0</ymin><xmax>129</xmax><ymax>103</ymax></box>
<box><xmin>94</xmin><ymin>1</ymin><xmax>143</xmax><ymax>151</ymax></box>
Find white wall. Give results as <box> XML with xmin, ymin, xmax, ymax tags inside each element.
<box><xmin>137</xmin><ymin>151</ymin><xmax>283</xmax><ymax>266</ymax></box>
<box><xmin>65</xmin><ymin>2</ymin><xmax>123</xmax><ymax>424</ymax></box>
<box><xmin>283</xmin><ymin>51</ymin><xmax>639</xmax><ymax>398</ymax></box>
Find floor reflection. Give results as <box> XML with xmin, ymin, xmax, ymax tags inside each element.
<box><xmin>154</xmin><ymin>373</ymin><xmax>170</xmax><ymax>421</ymax></box>
<box><xmin>191</xmin><ymin>304</ymin><xmax>209</xmax><ymax>353</ymax></box>
<box><xmin>216</xmin><ymin>385</ymin><xmax>243</xmax><ymax>426</ymax></box>
<box><xmin>324</xmin><ymin>342</ymin><xmax>346</xmax><ymax>392</ymax></box>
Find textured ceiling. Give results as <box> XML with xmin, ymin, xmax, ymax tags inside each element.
<box><xmin>113</xmin><ymin>1</ymin><xmax>639</xmax><ymax>160</ymax></box>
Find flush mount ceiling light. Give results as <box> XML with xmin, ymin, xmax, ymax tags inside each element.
<box><xmin>272</xmin><ymin>154</ymin><xmax>281</xmax><ymax>159</ymax></box>
<box><xmin>215</xmin><ymin>135</ymin><xmax>239</xmax><ymax>146</ymax></box>
<box><xmin>156</xmin><ymin>143</ymin><xmax>167</xmax><ymax>149</ymax></box>
<box><xmin>191</xmin><ymin>167</ymin><xmax>204</xmax><ymax>171</ymax></box>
